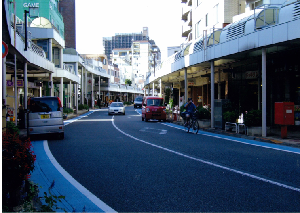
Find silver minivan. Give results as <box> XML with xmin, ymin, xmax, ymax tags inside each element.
<box><xmin>28</xmin><ymin>96</ymin><xmax>64</xmax><ymax>139</ymax></box>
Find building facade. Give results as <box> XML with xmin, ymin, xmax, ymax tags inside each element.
<box><xmin>59</xmin><ymin>0</ymin><xmax>76</xmax><ymax>49</ymax></box>
<box><xmin>145</xmin><ymin>0</ymin><xmax>300</xmax><ymax>136</ymax></box>
<box><xmin>103</xmin><ymin>27</ymin><xmax>149</xmax><ymax>61</ymax></box>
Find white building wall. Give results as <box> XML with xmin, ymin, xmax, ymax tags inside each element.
<box><xmin>192</xmin><ymin>0</ymin><xmax>244</xmax><ymax>41</ymax></box>
<box><xmin>140</xmin><ymin>43</ymin><xmax>149</xmax><ymax>78</ymax></box>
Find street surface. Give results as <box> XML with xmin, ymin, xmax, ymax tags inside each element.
<box><xmin>48</xmin><ymin>106</ymin><xmax>300</xmax><ymax>212</ymax></box>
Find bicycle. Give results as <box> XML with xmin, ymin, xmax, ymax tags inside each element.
<box><xmin>182</xmin><ymin>111</ymin><xmax>200</xmax><ymax>134</ymax></box>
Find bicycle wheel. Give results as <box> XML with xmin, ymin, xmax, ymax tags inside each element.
<box><xmin>192</xmin><ymin>119</ymin><xmax>200</xmax><ymax>134</ymax></box>
<box><xmin>184</xmin><ymin>120</ymin><xmax>191</xmax><ymax>133</ymax></box>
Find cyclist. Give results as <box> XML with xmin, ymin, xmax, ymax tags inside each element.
<box><xmin>184</xmin><ymin>98</ymin><xmax>196</xmax><ymax>122</ymax></box>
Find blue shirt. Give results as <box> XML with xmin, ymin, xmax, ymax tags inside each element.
<box><xmin>184</xmin><ymin>101</ymin><xmax>196</xmax><ymax>113</ymax></box>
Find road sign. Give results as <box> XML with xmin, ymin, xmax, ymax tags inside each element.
<box><xmin>2</xmin><ymin>41</ymin><xmax>8</xmax><ymax>58</ymax></box>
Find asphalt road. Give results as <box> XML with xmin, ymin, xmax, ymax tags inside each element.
<box><xmin>48</xmin><ymin>106</ymin><xmax>300</xmax><ymax>212</ymax></box>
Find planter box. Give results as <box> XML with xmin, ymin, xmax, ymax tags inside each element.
<box><xmin>247</xmin><ymin>126</ymin><xmax>270</xmax><ymax>136</ymax></box>
<box><xmin>198</xmin><ymin>119</ymin><xmax>211</xmax><ymax>128</ymax></box>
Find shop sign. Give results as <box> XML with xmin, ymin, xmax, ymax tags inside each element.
<box><xmin>245</xmin><ymin>71</ymin><xmax>259</xmax><ymax>79</ymax></box>
<box><xmin>6</xmin><ymin>80</ymin><xmax>13</xmax><ymax>87</ymax></box>
<box><xmin>7</xmin><ymin>107</ymin><xmax>14</xmax><ymax>116</ymax></box>
<box><xmin>23</xmin><ymin>3</ymin><xmax>39</xmax><ymax>7</ymax></box>
<box><xmin>17</xmin><ymin>80</ymin><xmax>23</xmax><ymax>87</ymax></box>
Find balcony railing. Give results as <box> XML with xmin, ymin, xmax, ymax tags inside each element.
<box><xmin>63</xmin><ymin>64</ymin><xmax>75</xmax><ymax>75</ymax></box>
<box><xmin>29</xmin><ymin>41</ymin><xmax>46</xmax><ymax>58</ymax></box>
<box><xmin>10</xmin><ymin>14</ymin><xmax>47</xmax><ymax>59</ymax></box>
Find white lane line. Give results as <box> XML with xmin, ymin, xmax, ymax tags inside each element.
<box><xmin>162</xmin><ymin>123</ymin><xmax>300</xmax><ymax>155</ymax></box>
<box><xmin>112</xmin><ymin>120</ymin><xmax>300</xmax><ymax>193</ymax></box>
<box><xmin>44</xmin><ymin>145</ymin><xmax>116</xmax><ymax>211</ymax></box>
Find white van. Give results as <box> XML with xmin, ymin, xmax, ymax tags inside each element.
<box><xmin>28</xmin><ymin>96</ymin><xmax>64</xmax><ymax>139</ymax></box>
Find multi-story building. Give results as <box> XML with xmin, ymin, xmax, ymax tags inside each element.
<box><xmin>103</xmin><ymin>27</ymin><xmax>149</xmax><ymax>61</ymax></box>
<box><xmin>7</xmin><ymin>0</ymin><xmax>79</xmax><ymax>110</ymax></box>
<box><xmin>59</xmin><ymin>0</ymin><xmax>76</xmax><ymax>49</ymax></box>
<box><xmin>145</xmin><ymin>0</ymin><xmax>300</xmax><ymax>136</ymax></box>
<box><xmin>111</xmin><ymin>48</ymin><xmax>133</xmax><ymax>84</ymax></box>
<box><xmin>182</xmin><ymin>0</ymin><xmax>245</xmax><ymax>41</ymax></box>
<box><xmin>112</xmin><ymin>40</ymin><xmax>161</xmax><ymax>89</ymax></box>
<box><xmin>2</xmin><ymin>0</ymin><xmax>144</xmax><ymax>127</ymax></box>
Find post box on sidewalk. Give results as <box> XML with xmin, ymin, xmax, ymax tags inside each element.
<box><xmin>274</xmin><ymin>102</ymin><xmax>294</xmax><ymax>139</ymax></box>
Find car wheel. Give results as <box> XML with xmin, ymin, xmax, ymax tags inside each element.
<box><xmin>142</xmin><ymin>116</ymin><xmax>144</xmax><ymax>121</ymax></box>
<box><xmin>123</xmin><ymin>112</ymin><xmax>125</xmax><ymax>115</ymax></box>
<box><xmin>145</xmin><ymin>118</ymin><xmax>148</xmax><ymax>122</ymax></box>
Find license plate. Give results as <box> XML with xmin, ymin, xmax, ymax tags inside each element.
<box><xmin>41</xmin><ymin>114</ymin><xmax>50</xmax><ymax>119</ymax></box>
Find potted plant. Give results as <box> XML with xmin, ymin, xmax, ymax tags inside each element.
<box><xmin>196</xmin><ymin>106</ymin><xmax>211</xmax><ymax>128</ymax></box>
<box><xmin>244</xmin><ymin>109</ymin><xmax>265</xmax><ymax>136</ymax></box>
<box><xmin>223</xmin><ymin>111</ymin><xmax>238</xmax><ymax>123</ymax></box>
<box><xmin>223</xmin><ymin>111</ymin><xmax>238</xmax><ymax>131</ymax></box>
<box><xmin>63</xmin><ymin>107</ymin><xmax>74</xmax><ymax>119</ymax></box>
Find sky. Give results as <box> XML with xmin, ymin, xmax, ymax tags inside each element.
<box><xmin>75</xmin><ymin>0</ymin><xmax>186</xmax><ymax>60</ymax></box>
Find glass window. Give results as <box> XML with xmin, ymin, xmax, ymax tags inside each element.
<box><xmin>147</xmin><ymin>99</ymin><xmax>163</xmax><ymax>106</ymax></box>
<box><xmin>30</xmin><ymin>98</ymin><xmax>60</xmax><ymax>112</ymax></box>
<box><xmin>195</xmin><ymin>20</ymin><xmax>201</xmax><ymax>39</ymax></box>
<box><xmin>135</xmin><ymin>97</ymin><xmax>143</xmax><ymax>101</ymax></box>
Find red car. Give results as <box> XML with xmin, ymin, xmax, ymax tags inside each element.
<box><xmin>142</xmin><ymin>96</ymin><xmax>166</xmax><ymax>122</ymax></box>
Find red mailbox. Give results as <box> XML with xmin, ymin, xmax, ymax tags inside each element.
<box><xmin>275</xmin><ymin>102</ymin><xmax>294</xmax><ymax>125</ymax></box>
<box><xmin>274</xmin><ymin>102</ymin><xmax>294</xmax><ymax>139</ymax></box>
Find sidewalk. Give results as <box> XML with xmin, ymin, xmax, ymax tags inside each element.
<box><xmin>171</xmin><ymin>119</ymin><xmax>300</xmax><ymax>148</ymax></box>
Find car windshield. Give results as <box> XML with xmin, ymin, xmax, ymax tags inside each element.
<box><xmin>30</xmin><ymin>98</ymin><xmax>60</xmax><ymax>112</ymax></box>
<box><xmin>135</xmin><ymin>97</ymin><xmax>143</xmax><ymax>101</ymax></box>
<box><xmin>147</xmin><ymin>99</ymin><xmax>164</xmax><ymax>106</ymax></box>
<box><xmin>111</xmin><ymin>103</ymin><xmax>123</xmax><ymax>107</ymax></box>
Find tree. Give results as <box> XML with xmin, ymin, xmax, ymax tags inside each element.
<box><xmin>125</xmin><ymin>79</ymin><xmax>132</xmax><ymax>86</ymax></box>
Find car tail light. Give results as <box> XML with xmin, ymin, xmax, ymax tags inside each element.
<box><xmin>57</xmin><ymin>97</ymin><xmax>63</xmax><ymax>112</ymax></box>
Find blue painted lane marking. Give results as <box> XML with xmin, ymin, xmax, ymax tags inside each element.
<box><xmin>31</xmin><ymin>110</ymin><xmax>116</xmax><ymax>212</ymax></box>
<box><xmin>162</xmin><ymin>123</ymin><xmax>300</xmax><ymax>154</ymax></box>
<box><xmin>31</xmin><ymin>141</ymin><xmax>107</xmax><ymax>212</ymax></box>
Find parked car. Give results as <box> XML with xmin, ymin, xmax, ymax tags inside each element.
<box><xmin>108</xmin><ymin>102</ymin><xmax>125</xmax><ymax>115</ymax></box>
<box><xmin>134</xmin><ymin>96</ymin><xmax>143</xmax><ymax>108</ymax></box>
<box><xmin>142</xmin><ymin>96</ymin><xmax>166</xmax><ymax>122</ymax></box>
<box><xmin>27</xmin><ymin>96</ymin><xmax>64</xmax><ymax>139</ymax></box>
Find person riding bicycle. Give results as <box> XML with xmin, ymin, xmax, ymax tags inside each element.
<box><xmin>184</xmin><ymin>98</ymin><xmax>196</xmax><ymax>122</ymax></box>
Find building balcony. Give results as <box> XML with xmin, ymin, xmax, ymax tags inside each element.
<box><xmin>182</xmin><ymin>4</ymin><xmax>191</xmax><ymax>20</ymax></box>
<box><xmin>182</xmin><ymin>22</ymin><xmax>192</xmax><ymax>37</ymax></box>
<box><xmin>188</xmin><ymin>10</ymin><xmax>192</xmax><ymax>26</ymax></box>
